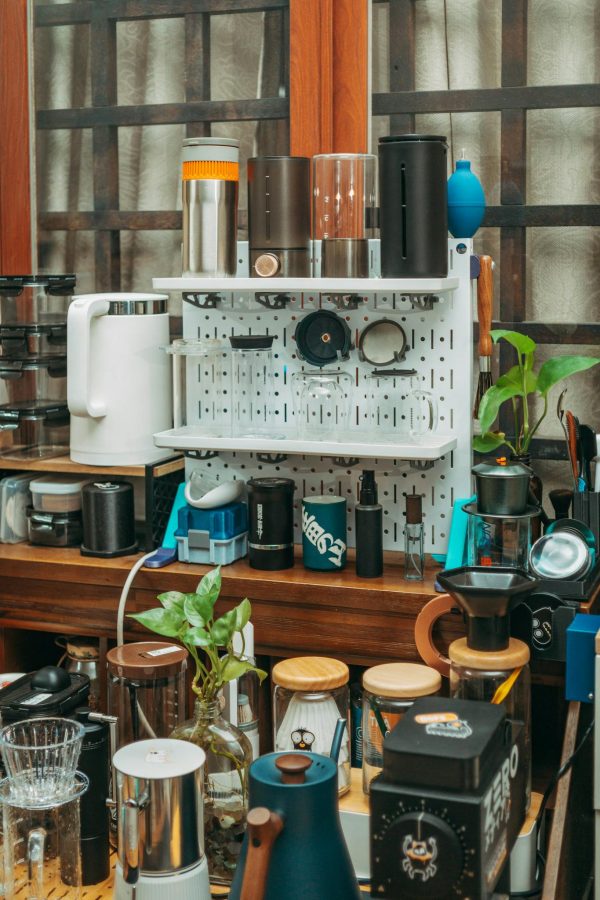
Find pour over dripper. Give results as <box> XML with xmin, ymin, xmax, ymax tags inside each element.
<box><xmin>437</xmin><ymin>566</ymin><xmax>539</xmax><ymax>651</ymax></box>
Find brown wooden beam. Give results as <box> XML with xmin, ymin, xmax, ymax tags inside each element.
<box><xmin>35</xmin><ymin>0</ymin><xmax>287</xmax><ymax>27</ymax></box>
<box><xmin>289</xmin><ymin>0</ymin><xmax>333</xmax><ymax>157</ymax></box>
<box><xmin>0</xmin><ymin>0</ymin><xmax>32</xmax><ymax>274</ymax></box>
<box><xmin>388</xmin><ymin>0</ymin><xmax>416</xmax><ymax>134</ymax></box>
<box><xmin>484</xmin><ymin>205</ymin><xmax>600</xmax><ymax>227</ymax></box>
<box><xmin>372</xmin><ymin>83</ymin><xmax>600</xmax><ymax>114</ymax></box>
<box><xmin>332</xmin><ymin>0</ymin><xmax>369</xmax><ymax>152</ymax></box>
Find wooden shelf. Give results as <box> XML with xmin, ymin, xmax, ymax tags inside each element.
<box><xmin>0</xmin><ymin>453</ymin><xmax>184</xmax><ymax>478</ymax></box>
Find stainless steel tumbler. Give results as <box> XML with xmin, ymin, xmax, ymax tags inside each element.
<box><xmin>182</xmin><ymin>137</ymin><xmax>239</xmax><ymax>277</ymax></box>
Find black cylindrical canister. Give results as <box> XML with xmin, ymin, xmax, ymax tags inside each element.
<box><xmin>378</xmin><ymin>135</ymin><xmax>448</xmax><ymax>278</ymax></box>
<box><xmin>248</xmin><ymin>156</ymin><xmax>311</xmax><ymax>277</ymax></box>
<box><xmin>247</xmin><ymin>477</ymin><xmax>296</xmax><ymax>570</ymax></box>
<box><xmin>81</xmin><ymin>481</ymin><xmax>137</xmax><ymax>557</ymax></box>
<box><xmin>72</xmin><ymin>708</ymin><xmax>110</xmax><ymax>885</ymax></box>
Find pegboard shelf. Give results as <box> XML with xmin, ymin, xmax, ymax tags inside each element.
<box><xmin>153</xmin><ymin>428</ymin><xmax>457</xmax><ymax>462</ymax></box>
<box><xmin>153</xmin><ymin>275</ymin><xmax>459</xmax><ymax>296</ymax></box>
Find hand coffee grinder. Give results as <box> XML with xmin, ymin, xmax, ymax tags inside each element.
<box><xmin>415</xmin><ymin>566</ymin><xmax>538</xmax><ymax>813</ymax></box>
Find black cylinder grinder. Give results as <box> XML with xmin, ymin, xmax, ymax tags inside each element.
<box><xmin>370</xmin><ymin>696</ymin><xmax>527</xmax><ymax>899</ymax></box>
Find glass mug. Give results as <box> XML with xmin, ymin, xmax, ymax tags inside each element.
<box><xmin>365</xmin><ymin>370</ymin><xmax>437</xmax><ymax>438</ymax></box>
<box><xmin>291</xmin><ymin>370</ymin><xmax>353</xmax><ymax>439</ymax></box>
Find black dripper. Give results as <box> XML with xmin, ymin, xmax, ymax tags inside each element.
<box><xmin>437</xmin><ymin>566</ymin><xmax>538</xmax><ymax>651</ymax></box>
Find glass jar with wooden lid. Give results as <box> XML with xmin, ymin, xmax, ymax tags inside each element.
<box><xmin>272</xmin><ymin>656</ymin><xmax>351</xmax><ymax>795</ymax></box>
<box><xmin>106</xmin><ymin>641</ymin><xmax>188</xmax><ymax>750</ymax></box>
<box><xmin>362</xmin><ymin>662</ymin><xmax>442</xmax><ymax>794</ymax></box>
<box><xmin>449</xmin><ymin>637</ymin><xmax>531</xmax><ymax>808</ymax></box>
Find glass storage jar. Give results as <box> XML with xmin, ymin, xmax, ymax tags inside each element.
<box><xmin>291</xmin><ymin>369</ymin><xmax>352</xmax><ymax>438</ymax></box>
<box><xmin>0</xmin><ymin>275</ymin><xmax>75</xmax><ymax>326</ymax></box>
<box><xmin>229</xmin><ymin>334</ymin><xmax>282</xmax><ymax>438</ymax></box>
<box><xmin>167</xmin><ymin>338</ymin><xmax>231</xmax><ymax>436</ymax></box>
<box><xmin>106</xmin><ymin>642</ymin><xmax>188</xmax><ymax>749</ymax></box>
<box><xmin>361</xmin><ymin>662</ymin><xmax>441</xmax><ymax>794</ymax></box>
<box><xmin>272</xmin><ymin>656</ymin><xmax>350</xmax><ymax>795</ymax></box>
<box><xmin>0</xmin><ymin>400</ymin><xmax>69</xmax><ymax>460</ymax></box>
<box><xmin>449</xmin><ymin>637</ymin><xmax>531</xmax><ymax>809</ymax></box>
<box><xmin>0</xmin><ymin>357</ymin><xmax>67</xmax><ymax>406</ymax></box>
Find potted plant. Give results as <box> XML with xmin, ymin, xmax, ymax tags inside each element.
<box><xmin>129</xmin><ymin>566</ymin><xmax>266</xmax><ymax>885</ymax></box>
<box><xmin>473</xmin><ymin>329</ymin><xmax>600</xmax><ymax>458</ymax></box>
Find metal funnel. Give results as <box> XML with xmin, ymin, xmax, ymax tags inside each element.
<box><xmin>437</xmin><ymin>566</ymin><xmax>539</xmax><ymax>651</ymax></box>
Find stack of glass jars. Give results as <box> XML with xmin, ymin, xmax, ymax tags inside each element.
<box><xmin>0</xmin><ymin>276</ymin><xmax>75</xmax><ymax>459</ymax></box>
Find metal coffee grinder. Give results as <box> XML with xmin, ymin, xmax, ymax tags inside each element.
<box><xmin>112</xmin><ymin>738</ymin><xmax>210</xmax><ymax>900</ymax></box>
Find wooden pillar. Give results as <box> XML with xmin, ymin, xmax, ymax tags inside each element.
<box><xmin>0</xmin><ymin>0</ymin><xmax>32</xmax><ymax>274</ymax></box>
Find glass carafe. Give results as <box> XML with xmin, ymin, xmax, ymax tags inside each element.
<box><xmin>365</xmin><ymin>370</ymin><xmax>437</xmax><ymax>439</ymax></box>
<box><xmin>1</xmin><ymin>773</ymin><xmax>87</xmax><ymax>899</ymax></box>
<box><xmin>291</xmin><ymin>369</ymin><xmax>352</xmax><ymax>438</ymax></box>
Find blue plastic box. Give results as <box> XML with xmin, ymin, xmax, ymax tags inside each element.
<box><xmin>565</xmin><ymin>614</ymin><xmax>600</xmax><ymax>703</ymax></box>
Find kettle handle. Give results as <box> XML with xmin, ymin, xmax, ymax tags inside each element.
<box><xmin>67</xmin><ymin>296</ymin><xmax>110</xmax><ymax>417</ymax></box>
<box><xmin>414</xmin><ymin>593</ymin><xmax>456</xmax><ymax>679</ymax></box>
<box><xmin>240</xmin><ymin>807</ymin><xmax>284</xmax><ymax>900</ymax></box>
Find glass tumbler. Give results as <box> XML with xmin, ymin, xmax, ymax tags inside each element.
<box><xmin>313</xmin><ymin>153</ymin><xmax>377</xmax><ymax>277</ymax></box>
<box><xmin>229</xmin><ymin>335</ymin><xmax>282</xmax><ymax>438</ymax></box>
<box><xmin>365</xmin><ymin>370</ymin><xmax>437</xmax><ymax>438</ymax></box>
<box><xmin>167</xmin><ymin>338</ymin><xmax>231</xmax><ymax>436</ymax></box>
<box><xmin>291</xmin><ymin>369</ymin><xmax>352</xmax><ymax>438</ymax></box>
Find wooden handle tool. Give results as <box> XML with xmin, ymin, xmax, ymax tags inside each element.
<box><xmin>473</xmin><ymin>255</ymin><xmax>494</xmax><ymax>418</ymax></box>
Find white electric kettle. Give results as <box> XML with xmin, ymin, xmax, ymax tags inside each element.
<box><xmin>68</xmin><ymin>293</ymin><xmax>172</xmax><ymax>465</ymax></box>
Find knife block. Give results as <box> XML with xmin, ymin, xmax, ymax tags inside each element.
<box><xmin>573</xmin><ymin>491</ymin><xmax>600</xmax><ymax>552</ymax></box>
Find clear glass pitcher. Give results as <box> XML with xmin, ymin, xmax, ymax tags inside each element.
<box><xmin>364</xmin><ymin>370</ymin><xmax>437</xmax><ymax>439</ymax></box>
<box><xmin>1</xmin><ymin>773</ymin><xmax>87</xmax><ymax>899</ymax></box>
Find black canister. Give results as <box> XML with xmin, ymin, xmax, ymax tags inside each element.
<box><xmin>378</xmin><ymin>134</ymin><xmax>448</xmax><ymax>278</ymax></box>
<box><xmin>81</xmin><ymin>481</ymin><xmax>137</xmax><ymax>557</ymax></box>
<box><xmin>248</xmin><ymin>156</ymin><xmax>311</xmax><ymax>277</ymax></box>
<box><xmin>74</xmin><ymin>708</ymin><xmax>110</xmax><ymax>885</ymax></box>
<box><xmin>247</xmin><ymin>477</ymin><xmax>295</xmax><ymax>570</ymax></box>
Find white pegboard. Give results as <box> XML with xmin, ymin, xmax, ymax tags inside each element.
<box><xmin>153</xmin><ymin>239</ymin><xmax>474</xmax><ymax>555</ymax></box>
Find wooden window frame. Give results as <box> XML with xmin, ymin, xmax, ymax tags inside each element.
<box><xmin>0</xmin><ymin>0</ymin><xmax>368</xmax><ymax>277</ymax></box>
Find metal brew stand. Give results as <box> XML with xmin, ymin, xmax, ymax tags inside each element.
<box><xmin>152</xmin><ymin>238</ymin><xmax>474</xmax><ymax>556</ymax></box>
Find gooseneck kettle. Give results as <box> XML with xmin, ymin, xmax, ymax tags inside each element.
<box><xmin>229</xmin><ymin>719</ymin><xmax>360</xmax><ymax>900</ymax></box>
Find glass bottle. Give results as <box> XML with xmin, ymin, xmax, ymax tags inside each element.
<box><xmin>170</xmin><ymin>698</ymin><xmax>252</xmax><ymax>885</ymax></box>
<box><xmin>404</xmin><ymin>494</ymin><xmax>425</xmax><ymax>581</ymax></box>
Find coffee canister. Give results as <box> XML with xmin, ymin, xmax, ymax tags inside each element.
<box><xmin>81</xmin><ymin>481</ymin><xmax>137</xmax><ymax>557</ymax></box>
<box><xmin>378</xmin><ymin>134</ymin><xmax>448</xmax><ymax>278</ymax></box>
<box><xmin>181</xmin><ymin>137</ymin><xmax>239</xmax><ymax>277</ymax></box>
<box><xmin>302</xmin><ymin>495</ymin><xmax>347</xmax><ymax>571</ymax></box>
<box><xmin>247</xmin><ymin>477</ymin><xmax>295</xmax><ymax>570</ymax></box>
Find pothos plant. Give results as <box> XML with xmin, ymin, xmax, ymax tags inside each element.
<box><xmin>129</xmin><ymin>566</ymin><xmax>267</xmax><ymax>706</ymax></box>
<box><xmin>473</xmin><ymin>329</ymin><xmax>600</xmax><ymax>456</ymax></box>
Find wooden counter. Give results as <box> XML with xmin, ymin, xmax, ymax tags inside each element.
<box><xmin>0</xmin><ymin>544</ymin><xmax>464</xmax><ymax>666</ymax></box>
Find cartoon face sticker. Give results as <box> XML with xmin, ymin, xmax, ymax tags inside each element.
<box><xmin>402</xmin><ymin>835</ymin><xmax>438</xmax><ymax>882</ymax></box>
<box><xmin>291</xmin><ymin>728</ymin><xmax>315</xmax><ymax>751</ymax></box>
<box><xmin>532</xmin><ymin>606</ymin><xmax>552</xmax><ymax>648</ymax></box>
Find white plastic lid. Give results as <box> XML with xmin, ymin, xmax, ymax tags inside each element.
<box><xmin>113</xmin><ymin>738</ymin><xmax>206</xmax><ymax>779</ymax></box>
<box><xmin>30</xmin><ymin>475</ymin><xmax>89</xmax><ymax>495</ymax></box>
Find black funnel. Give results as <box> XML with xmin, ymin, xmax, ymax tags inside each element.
<box><xmin>437</xmin><ymin>566</ymin><xmax>539</xmax><ymax>652</ymax></box>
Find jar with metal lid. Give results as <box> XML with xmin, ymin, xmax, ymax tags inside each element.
<box><xmin>57</xmin><ymin>636</ymin><xmax>101</xmax><ymax>711</ymax></box>
<box><xmin>449</xmin><ymin>637</ymin><xmax>531</xmax><ymax>808</ymax></box>
<box><xmin>0</xmin><ymin>274</ymin><xmax>75</xmax><ymax>326</ymax></box>
<box><xmin>167</xmin><ymin>338</ymin><xmax>231</xmax><ymax>435</ymax></box>
<box><xmin>106</xmin><ymin>641</ymin><xmax>188</xmax><ymax>749</ymax></box>
<box><xmin>361</xmin><ymin>662</ymin><xmax>441</xmax><ymax>794</ymax></box>
<box><xmin>272</xmin><ymin>656</ymin><xmax>351</xmax><ymax>795</ymax></box>
<box><xmin>229</xmin><ymin>334</ymin><xmax>281</xmax><ymax>438</ymax></box>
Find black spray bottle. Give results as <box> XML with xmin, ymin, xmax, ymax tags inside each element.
<box><xmin>355</xmin><ymin>470</ymin><xmax>383</xmax><ymax>578</ymax></box>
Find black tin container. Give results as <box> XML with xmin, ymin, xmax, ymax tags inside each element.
<box><xmin>247</xmin><ymin>477</ymin><xmax>295</xmax><ymax>570</ymax></box>
<box><xmin>378</xmin><ymin>135</ymin><xmax>448</xmax><ymax>278</ymax></box>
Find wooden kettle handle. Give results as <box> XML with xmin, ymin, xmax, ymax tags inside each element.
<box><xmin>477</xmin><ymin>255</ymin><xmax>494</xmax><ymax>358</ymax></box>
<box><xmin>413</xmin><ymin>593</ymin><xmax>456</xmax><ymax>679</ymax></box>
<box><xmin>240</xmin><ymin>807</ymin><xmax>284</xmax><ymax>900</ymax></box>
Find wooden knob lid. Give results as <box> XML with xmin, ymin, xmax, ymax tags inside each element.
<box><xmin>272</xmin><ymin>656</ymin><xmax>349</xmax><ymax>690</ymax></box>
<box><xmin>449</xmin><ymin>637</ymin><xmax>530</xmax><ymax>669</ymax></box>
<box><xmin>275</xmin><ymin>754</ymin><xmax>313</xmax><ymax>784</ymax></box>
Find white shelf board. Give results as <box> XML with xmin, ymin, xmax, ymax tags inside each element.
<box><xmin>153</xmin><ymin>428</ymin><xmax>457</xmax><ymax>461</ymax></box>
<box><xmin>152</xmin><ymin>276</ymin><xmax>459</xmax><ymax>295</ymax></box>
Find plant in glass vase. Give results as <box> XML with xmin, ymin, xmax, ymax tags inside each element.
<box><xmin>473</xmin><ymin>329</ymin><xmax>600</xmax><ymax>457</ymax></box>
<box><xmin>129</xmin><ymin>566</ymin><xmax>266</xmax><ymax>885</ymax></box>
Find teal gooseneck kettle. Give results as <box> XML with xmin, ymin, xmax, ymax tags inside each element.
<box><xmin>229</xmin><ymin>719</ymin><xmax>360</xmax><ymax>900</ymax></box>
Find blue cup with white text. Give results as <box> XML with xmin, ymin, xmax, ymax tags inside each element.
<box><xmin>302</xmin><ymin>495</ymin><xmax>347</xmax><ymax>571</ymax></box>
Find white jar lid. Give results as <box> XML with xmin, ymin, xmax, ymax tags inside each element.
<box><xmin>182</xmin><ymin>137</ymin><xmax>240</xmax><ymax>164</ymax></box>
<box><xmin>30</xmin><ymin>475</ymin><xmax>89</xmax><ymax>495</ymax></box>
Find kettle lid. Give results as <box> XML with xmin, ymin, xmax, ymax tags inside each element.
<box><xmin>113</xmin><ymin>738</ymin><xmax>205</xmax><ymax>779</ymax></box>
<box><xmin>251</xmin><ymin>750</ymin><xmax>337</xmax><ymax>788</ymax></box>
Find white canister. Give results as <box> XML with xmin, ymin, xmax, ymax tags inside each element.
<box><xmin>67</xmin><ymin>293</ymin><xmax>172</xmax><ymax>465</ymax></box>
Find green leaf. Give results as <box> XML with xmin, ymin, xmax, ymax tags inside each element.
<box><xmin>220</xmin><ymin>657</ymin><xmax>268</xmax><ymax>684</ymax></box>
<box><xmin>472</xmin><ymin>432</ymin><xmax>509</xmax><ymax>453</ymax></box>
<box><xmin>210</xmin><ymin>608</ymin><xmax>237</xmax><ymax>646</ymax></box>
<box><xmin>196</xmin><ymin>566</ymin><xmax>222</xmax><ymax>607</ymax></box>
<box><xmin>491</xmin><ymin>329</ymin><xmax>536</xmax><ymax>356</ymax></box>
<box><xmin>183</xmin><ymin>592</ymin><xmax>214</xmax><ymax>627</ymax></box>
<box><xmin>477</xmin><ymin>381</ymin><xmax>523</xmax><ymax>434</ymax></box>
<box><xmin>233</xmin><ymin>598</ymin><xmax>252</xmax><ymax>633</ymax></box>
<box><xmin>182</xmin><ymin>626</ymin><xmax>213</xmax><ymax>648</ymax></box>
<box><xmin>494</xmin><ymin>365</ymin><xmax>537</xmax><ymax>394</ymax></box>
<box><xmin>157</xmin><ymin>591</ymin><xmax>185</xmax><ymax>611</ymax></box>
<box><xmin>537</xmin><ymin>356</ymin><xmax>600</xmax><ymax>397</ymax></box>
<box><xmin>128</xmin><ymin>607</ymin><xmax>186</xmax><ymax>638</ymax></box>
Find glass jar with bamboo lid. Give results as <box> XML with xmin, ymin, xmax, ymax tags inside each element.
<box><xmin>272</xmin><ymin>656</ymin><xmax>351</xmax><ymax>795</ymax></box>
<box><xmin>362</xmin><ymin>662</ymin><xmax>441</xmax><ymax>794</ymax></box>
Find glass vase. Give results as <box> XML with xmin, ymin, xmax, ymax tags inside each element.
<box><xmin>170</xmin><ymin>698</ymin><xmax>252</xmax><ymax>885</ymax></box>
